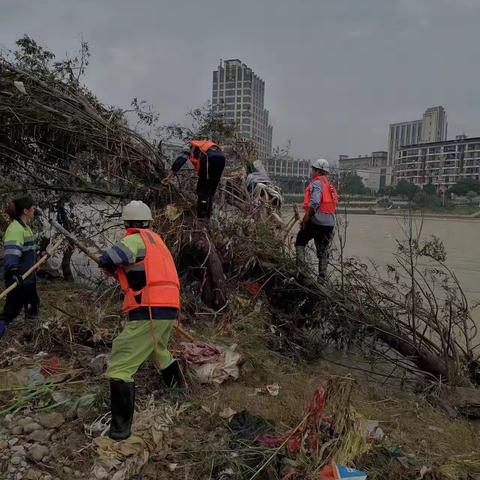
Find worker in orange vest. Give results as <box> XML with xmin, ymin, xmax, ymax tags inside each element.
<box><xmin>296</xmin><ymin>159</ymin><xmax>338</xmax><ymax>281</ymax></box>
<box><xmin>163</xmin><ymin>140</ymin><xmax>226</xmax><ymax>218</ymax></box>
<box><xmin>98</xmin><ymin>200</ymin><xmax>186</xmax><ymax>440</ymax></box>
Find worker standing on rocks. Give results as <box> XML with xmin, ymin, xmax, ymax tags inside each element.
<box><xmin>98</xmin><ymin>200</ymin><xmax>186</xmax><ymax>440</ymax></box>
<box><xmin>0</xmin><ymin>195</ymin><xmax>39</xmax><ymax>338</ymax></box>
<box><xmin>295</xmin><ymin>159</ymin><xmax>338</xmax><ymax>282</ymax></box>
<box><xmin>163</xmin><ymin>140</ymin><xmax>226</xmax><ymax>219</ymax></box>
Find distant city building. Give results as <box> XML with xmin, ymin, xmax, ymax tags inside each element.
<box><xmin>388</xmin><ymin>106</ymin><xmax>448</xmax><ymax>183</ymax></box>
<box><xmin>212</xmin><ymin>59</ymin><xmax>273</xmax><ymax>160</ymax></box>
<box><xmin>394</xmin><ymin>135</ymin><xmax>480</xmax><ymax>188</ymax></box>
<box><xmin>338</xmin><ymin>151</ymin><xmax>388</xmax><ymax>192</ymax></box>
<box><xmin>421</xmin><ymin>106</ymin><xmax>448</xmax><ymax>143</ymax></box>
<box><xmin>263</xmin><ymin>155</ymin><xmax>310</xmax><ymax>193</ymax></box>
<box><xmin>388</xmin><ymin>120</ymin><xmax>423</xmax><ymax>168</ymax></box>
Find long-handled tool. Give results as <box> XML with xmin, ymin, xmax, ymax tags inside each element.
<box><xmin>0</xmin><ymin>237</ymin><xmax>65</xmax><ymax>301</ymax></box>
<box><xmin>50</xmin><ymin>220</ymin><xmax>196</xmax><ymax>342</ymax></box>
<box><xmin>51</xmin><ymin>220</ymin><xmax>100</xmax><ymax>263</ymax></box>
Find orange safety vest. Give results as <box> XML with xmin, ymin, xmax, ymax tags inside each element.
<box><xmin>116</xmin><ymin>228</ymin><xmax>180</xmax><ymax>313</ymax></box>
<box><xmin>187</xmin><ymin>140</ymin><xmax>222</xmax><ymax>174</ymax></box>
<box><xmin>303</xmin><ymin>176</ymin><xmax>338</xmax><ymax>214</ymax></box>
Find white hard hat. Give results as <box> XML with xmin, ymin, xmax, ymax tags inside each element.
<box><xmin>122</xmin><ymin>201</ymin><xmax>153</xmax><ymax>221</ymax></box>
<box><xmin>311</xmin><ymin>158</ymin><xmax>330</xmax><ymax>173</ymax></box>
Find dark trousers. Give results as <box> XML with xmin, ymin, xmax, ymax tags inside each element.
<box><xmin>295</xmin><ymin>222</ymin><xmax>334</xmax><ymax>278</ymax></box>
<box><xmin>196</xmin><ymin>153</ymin><xmax>226</xmax><ymax>218</ymax></box>
<box><xmin>0</xmin><ymin>282</ymin><xmax>39</xmax><ymax>324</ymax></box>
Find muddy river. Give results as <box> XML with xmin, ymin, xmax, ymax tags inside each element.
<box><xmin>283</xmin><ymin>208</ymin><xmax>480</xmax><ymax>312</ymax></box>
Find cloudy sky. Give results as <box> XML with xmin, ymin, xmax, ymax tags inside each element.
<box><xmin>1</xmin><ymin>0</ymin><xmax>479</xmax><ymax>160</ymax></box>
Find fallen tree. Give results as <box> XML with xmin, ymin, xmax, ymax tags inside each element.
<box><xmin>1</xmin><ymin>36</ymin><xmax>479</xmax><ymax>405</ymax></box>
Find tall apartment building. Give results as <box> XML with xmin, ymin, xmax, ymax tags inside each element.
<box><xmin>421</xmin><ymin>106</ymin><xmax>448</xmax><ymax>143</ymax></box>
<box><xmin>212</xmin><ymin>59</ymin><xmax>273</xmax><ymax>160</ymax></box>
<box><xmin>388</xmin><ymin>119</ymin><xmax>423</xmax><ymax>168</ymax></box>
<box><xmin>338</xmin><ymin>151</ymin><xmax>388</xmax><ymax>192</ymax></box>
<box><xmin>387</xmin><ymin>106</ymin><xmax>448</xmax><ymax>182</ymax></box>
<box><xmin>394</xmin><ymin>135</ymin><xmax>480</xmax><ymax>188</ymax></box>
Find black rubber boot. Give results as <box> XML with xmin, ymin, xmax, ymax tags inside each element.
<box><xmin>197</xmin><ymin>198</ymin><xmax>209</xmax><ymax>218</ymax></box>
<box><xmin>161</xmin><ymin>360</ymin><xmax>187</xmax><ymax>391</ymax></box>
<box><xmin>109</xmin><ymin>379</ymin><xmax>135</xmax><ymax>440</ymax></box>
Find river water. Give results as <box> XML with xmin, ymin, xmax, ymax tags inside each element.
<box><xmin>283</xmin><ymin>207</ymin><xmax>480</xmax><ymax>314</ymax></box>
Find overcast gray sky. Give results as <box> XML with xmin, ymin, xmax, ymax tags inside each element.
<box><xmin>1</xmin><ymin>0</ymin><xmax>479</xmax><ymax>160</ymax></box>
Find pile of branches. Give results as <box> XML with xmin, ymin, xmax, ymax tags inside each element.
<box><xmin>1</xmin><ymin>37</ymin><xmax>479</xmax><ymax>402</ymax></box>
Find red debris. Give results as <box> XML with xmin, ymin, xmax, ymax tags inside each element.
<box><xmin>40</xmin><ymin>356</ymin><xmax>62</xmax><ymax>377</ymax></box>
<box><xmin>244</xmin><ymin>282</ymin><xmax>262</xmax><ymax>296</ymax></box>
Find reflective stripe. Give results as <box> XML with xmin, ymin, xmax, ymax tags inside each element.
<box><xmin>106</xmin><ymin>247</ymin><xmax>123</xmax><ymax>265</ymax></box>
<box><xmin>22</xmin><ymin>245</ymin><xmax>37</xmax><ymax>252</ymax></box>
<box><xmin>114</xmin><ymin>245</ymin><xmax>133</xmax><ymax>264</ymax></box>
<box><xmin>4</xmin><ymin>249</ymin><xmax>22</xmax><ymax>257</ymax></box>
<box><xmin>145</xmin><ymin>232</ymin><xmax>156</xmax><ymax>245</ymax></box>
<box><xmin>4</xmin><ymin>241</ymin><xmax>22</xmax><ymax>248</ymax></box>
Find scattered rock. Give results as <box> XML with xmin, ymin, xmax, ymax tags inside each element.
<box><xmin>9</xmin><ymin>438</ymin><xmax>19</xmax><ymax>446</ymax></box>
<box><xmin>11</xmin><ymin>445</ymin><xmax>26</xmax><ymax>455</ymax></box>
<box><xmin>18</xmin><ymin>417</ymin><xmax>33</xmax><ymax>427</ymax></box>
<box><xmin>11</xmin><ymin>455</ymin><xmax>22</xmax><ymax>465</ymax></box>
<box><xmin>23</xmin><ymin>422</ymin><xmax>42</xmax><ymax>434</ymax></box>
<box><xmin>0</xmin><ymin>439</ymin><xmax>8</xmax><ymax>450</ymax></box>
<box><xmin>38</xmin><ymin>412</ymin><xmax>65</xmax><ymax>429</ymax></box>
<box><xmin>27</xmin><ymin>429</ymin><xmax>53</xmax><ymax>443</ymax></box>
<box><xmin>11</xmin><ymin>426</ymin><xmax>23</xmax><ymax>435</ymax></box>
<box><xmin>28</xmin><ymin>444</ymin><xmax>50</xmax><ymax>462</ymax></box>
<box><xmin>25</xmin><ymin>469</ymin><xmax>43</xmax><ymax>480</ymax></box>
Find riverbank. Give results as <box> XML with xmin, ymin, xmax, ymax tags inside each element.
<box><xmin>0</xmin><ymin>281</ymin><xmax>479</xmax><ymax>479</ymax></box>
<box><xmin>284</xmin><ymin>203</ymin><xmax>480</xmax><ymax>219</ymax></box>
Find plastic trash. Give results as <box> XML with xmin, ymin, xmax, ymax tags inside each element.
<box><xmin>319</xmin><ymin>462</ymin><xmax>367</xmax><ymax>480</ymax></box>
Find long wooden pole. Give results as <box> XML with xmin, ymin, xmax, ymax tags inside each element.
<box><xmin>0</xmin><ymin>237</ymin><xmax>64</xmax><ymax>301</ymax></box>
<box><xmin>50</xmin><ymin>220</ymin><xmax>100</xmax><ymax>263</ymax></box>
<box><xmin>50</xmin><ymin>221</ymin><xmax>196</xmax><ymax>342</ymax></box>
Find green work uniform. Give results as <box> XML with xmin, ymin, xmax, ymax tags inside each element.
<box><xmin>101</xmin><ymin>233</ymin><xmax>177</xmax><ymax>383</ymax></box>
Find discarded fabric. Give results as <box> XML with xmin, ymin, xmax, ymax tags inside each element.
<box><xmin>181</xmin><ymin>342</ymin><xmax>241</xmax><ymax>384</ymax></box>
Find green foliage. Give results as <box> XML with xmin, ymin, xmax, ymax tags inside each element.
<box><xmin>449</xmin><ymin>178</ymin><xmax>480</xmax><ymax>196</ymax></box>
<box><xmin>340</xmin><ymin>172</ymin><xmax>367</xmax><ymax>195</ymax></box>
<box><xmin>422</xmin><ymin>183</ymin><xmax>437</xmax><ymax>196</ymax></box>
<box><xmin>163</xmin><ymin>103</ymin><xmax>237</xmax><ymax>144</ymax></box>
<box><xmin>413</xmin><ymin>190</ymin><xmax>442</xmax><ymax>209</ymax></box>
<box><xmin>465</xmin><ymin>190</ymin><xmax>478</xmax><ymax>205</ymax></box>
<box><xmin>394</xmin><ymin>179</ymin><xmax>419</xmax><ymax>199</ymax></box>
<box><xmin>13</xmin><ymin>34</ymin><xmax>90</xmax><ymax>88</ymax></box>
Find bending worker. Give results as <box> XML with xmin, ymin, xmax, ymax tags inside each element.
<box><xmin>0</xmin><ymin>195</ymin><xmax>39</xmax><ymax>338</ymax></box>
<box><xmin>98</xmin><ymin>200</ymin><xmax>186</xmax><ymax>440</ymax></box>
<box><xmin>295</xmin><ymin>159</ymin><xmax>338</xmax><ymax>281</ymax></box>
<box><xmin>163</xmin><ymin>140</ymin><xmax>226</xmax><ymax>218</ymax></box>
